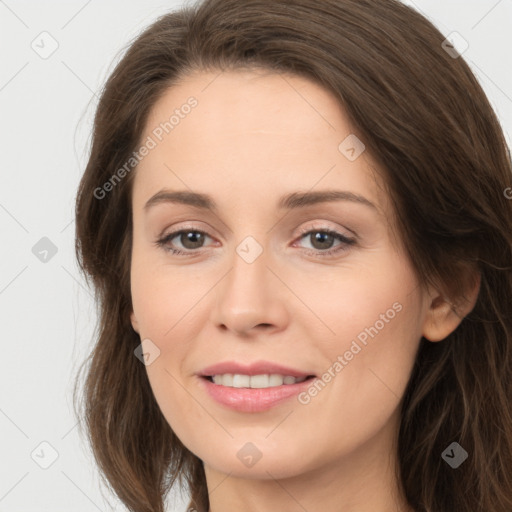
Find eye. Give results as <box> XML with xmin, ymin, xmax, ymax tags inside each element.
<box><xmin>154</xmin><ymin>228</ymin><xmax>214</xmax><ymax>255</ymax></box>
<box><xmin>294</xmin><ymin>228</ymin><xmax>356</xmax><ymax>257</ymax></box>
<box><xmin>154</xmin><ymin>225</ymin><xmax>356</xmax><ymax>258</ymax></box>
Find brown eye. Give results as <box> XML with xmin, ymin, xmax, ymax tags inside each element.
<box><xmin>176</xmin><ymin>231</ymin><xmax>206</xmax><ymax>249</ymax></box>
<box><xmin>295</xmin><ymin>228</ymin><xmax>356</xmax><ymax>257</ymax></box>
<box><xmin>155</xmin><ymin>229</ymin><xmax>213</xmax><ymax>255</ymax></box>
<box><xmin>308</xmin><ymin>231</ymin><xmax>337</xmax><ymax>250</ymax></box>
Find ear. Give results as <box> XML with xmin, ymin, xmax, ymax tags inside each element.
<box><xmin>130</xmin><ymin>310</ymin><xmax>140</xmax><ymax>334</ymax></box>
<box><xmin>422</xmin><ymin>270</ymin><xmax>481</xmax><ymax>342</ymax></box>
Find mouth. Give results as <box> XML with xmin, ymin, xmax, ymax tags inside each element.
<box><xmin>198</xmin><ymin>372</ymin><xmax>318</xmax><ymax>413</ymax></box>
<box><xmin>196</xmin><ymin>361</ymin><xmax>318</xmax><ymax>412</ymax></box>
<box><xmin>202</xmin><ymin>373</ymin><xmax>316</xmax><ymax>388</ymax></box>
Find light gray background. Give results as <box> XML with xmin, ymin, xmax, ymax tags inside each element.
<box><xmin>0</xmin><ymin>1</ymin><xmax>511</xmax><ymax>511</ymax></box>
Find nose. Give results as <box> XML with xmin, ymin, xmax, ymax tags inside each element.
<box><xmin>211</xmin><ymin>240</ymin><xmax>289</xmax><ymax>337</ymax></box>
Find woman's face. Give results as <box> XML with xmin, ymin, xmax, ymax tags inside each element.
<box><xmin>129</xmin><ymin>69</ymin><xmax>436</xmax><ymax>481</ymax></box>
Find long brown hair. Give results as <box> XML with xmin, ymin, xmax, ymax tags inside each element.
<box><xmin>73</xmin><ymin>0</ymin><xmax>512</xmax><ymax>510</ymax></box>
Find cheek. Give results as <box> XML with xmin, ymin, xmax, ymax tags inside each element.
<box><xmin>293</xmin><ymin>281</ymin><xmax>423</xmax><ymax>462</ymax></box>
<box><xmin>307</xmin><ymin>255</ymin><xmax>423</xmax><ymax>413</ymax></box>
<box><xmin>130</xmin><ymin>247</ymin><xmax>210</xmax><ymax>338</ymax></box>
<box><xmin>305</xmin><ymin>255</ymin><xmax>422</xmax><ymax>357</ymax></box>
<box><xmin>129</xmin><ymin>258</ymin><xmax>216</xmax><ymax>431</ymax></box>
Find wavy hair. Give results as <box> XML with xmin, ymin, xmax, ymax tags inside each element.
<box><xmin>73</xmin><ymin>0</ymin><xmax>512</xmax><ymax>510</ymax></box>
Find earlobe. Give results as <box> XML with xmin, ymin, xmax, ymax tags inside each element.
<box><xmin>421</xmin><ymin>272</ymin><xmax>481</xmax><ymax>342</ymax></box>
<box><xmin>130</xmin><ymin>311</ymin><xmax>139</xmax><ymax>334</ymax></box>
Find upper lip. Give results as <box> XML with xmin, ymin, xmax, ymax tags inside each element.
<box><xmin>198</xmin><ymin>360</ymin><xmax>315</xmax><ymax>378</ymax></box>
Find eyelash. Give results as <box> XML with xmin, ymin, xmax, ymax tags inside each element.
<box><xmin>154</xmin><ymin>224</ymin><xmax>356</xmax><ymax>258</ymax></box>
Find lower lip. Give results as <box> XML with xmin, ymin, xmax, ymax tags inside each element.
<box><xmin>199</xmin><ymin>376</ymin><xmax>316</xmax><ymax>412</ymax></box>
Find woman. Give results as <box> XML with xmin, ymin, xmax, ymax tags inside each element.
<box><xmin>73</xmin><ymin>0</ymin><xmax>512</xmax><ymax>510</ymax></box>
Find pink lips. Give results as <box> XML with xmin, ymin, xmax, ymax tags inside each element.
<box><xmin>197</xmin><ymin>360</ymin><xmax>316</xmax><ymax>413</ymax></box>
<box><xmin>198</xmin><ymin>360</ymin><xmax>313</xmax><ymax>378</ymax></box>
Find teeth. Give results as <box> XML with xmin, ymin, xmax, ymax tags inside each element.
<box><xmin>210</xmin><ymin>373</ymin><xmax>307</xmax><ymax>388</ymax></box>
<box><xmin>269</xmin><ymin>374</ymin><xmax>284</xmax><ymax>386</ymax></box>
<box><xmin>250</xmin><ymin>374</ymin><xmax>269</xmax><ymax>388</ymax></box>
<box><xmin>233</xmin><ymin>374</ymin><xmax>250</xmax><ymax>388</ymax></box>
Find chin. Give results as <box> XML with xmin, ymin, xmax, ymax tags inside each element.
<box><xmin>198</xmin><ymin>440</ymin><xmax>314</xmax><ymax>480</ymax></box>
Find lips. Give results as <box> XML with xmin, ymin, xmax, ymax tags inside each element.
<box><xmin>196</xmin><ymin>360</ymin><xmax>317</xmax><ymax>412</ymax></box>
<box><xmin>198</xmin><ymin>360</ymin><xmax>315</xmax><ymax>378</ymax></box>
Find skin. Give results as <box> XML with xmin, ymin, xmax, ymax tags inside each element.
<box><xmin>129</xmin><ymin>68</ymin><xmax>479</xmax><ymax>512</ymax></box>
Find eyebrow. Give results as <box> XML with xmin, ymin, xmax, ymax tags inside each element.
<box><xmin>143</xmin><ymin>189</ymin><xmax>377</xmax><ymax>212</ymax></box>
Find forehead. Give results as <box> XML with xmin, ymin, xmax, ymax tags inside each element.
<box><xmin>132</xmin><ymin>68</ymin><xmax>388</xmax><ymax>218</ymax></box>
<box><xmin>144</xmin><ymin>68</ymin><xmax>350</xmax><ymax>149</ymax></box>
